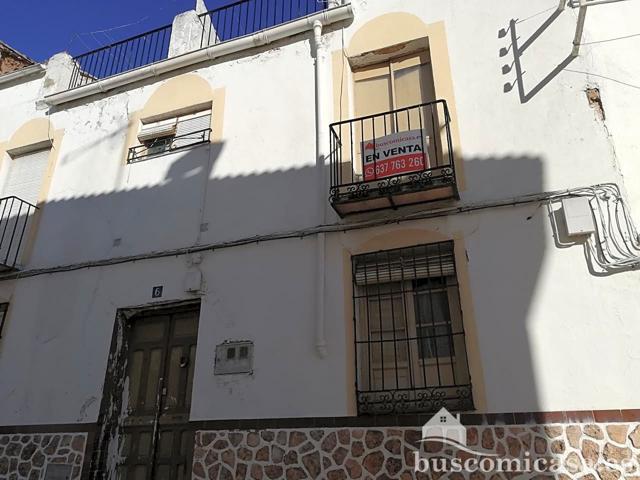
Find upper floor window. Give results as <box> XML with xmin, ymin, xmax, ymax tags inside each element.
<box><xmin>1</xmin><ymin>148</ymin><xmax>49</xmax><ymax>206</ymax></box>
<box><xmin>330</xmin><ymin>51</ymin><xmax>457</xmax><ymax>216</ymax></box>
<box><xmin>0</xmin><ymin>148</ymin><xmax>46</xmax><ymax>270</ymax></box>
<box><xmin>352</xmin><ymin>241</ymin><xmax>473</xmax><ymax>415</ymax></box>
<box><xmin>354</xmin><ymin>53</ymin><xmax>436</xmax><ymax>118</ymax></box>
<box><xmin>128</xmin><ymin>109</ymin><xmax>212</xmax><ymax>163</ymax></box>
<box><xmin>353</xmin><ymin>53</ymin><xmax>438</xmax><ymax>171</ymax></box>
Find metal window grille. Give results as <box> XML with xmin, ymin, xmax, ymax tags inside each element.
<box><xmin>0</xmin><ymin>303</ymin><xmax>9</xmax><ymax>338</ymax></box>
<box><xmin>128</xmin><ymin>113</ymin><xmax>212</xmax><ymax>163</ymax></box>
<box><xmin>352</xmin><ymin>241</ymin><xmax>474</xmax><ymax>415</ymax></box>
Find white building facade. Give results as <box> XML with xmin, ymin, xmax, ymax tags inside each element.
<box><xmin>1</xmin><ymin>0</ymin><xmax>640</xmax><ymax>478</ymax></box>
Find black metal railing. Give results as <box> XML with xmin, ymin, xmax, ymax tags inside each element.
<box><xmin>127</xmin><ymin>128</ymin><xmax>212</xmax><ymax>163</ymax></box>
<box><xmin>199</xmin><ymin>0</ymin><xmax>328</xmax><ymax>48</ymax></box>
<box><xmin>67</xmin><ymin>1</ymin><xmax>331</xmax><ymax>90</ymax></box>
<box><xmin>69</xmin><ymin>24</ymin><xmax>173</xmax><ymax>90</ymax></box>
<box><xmin>0</xmin><ymin>196</ymin><xmax>38</xmax><ymax>271</ymax></box>
<box><xmin>352</xmin><ymin>241</ymin><xmax>474</xmax><ymax>415</ymax></box>
<box><xmin>329</xmin><ymin>100</ymin><xmax>457</xmax><ymax>208</ymax></box>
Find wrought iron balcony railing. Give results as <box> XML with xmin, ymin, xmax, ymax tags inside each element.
<box><xmin>69</xmin><ymin>24</ymin><xmax>173</xmax><ymax>90</ymax></box>
<box><xmin>127</xmin><ymin>128</ymin><xmax>212</xmax><ymax>164</ymax></box>
<box><xmin>198</xmin><ymin>0</ymin><xmax>328</xmax><ymax>48</ymax></box>
<box><xmin>329</xmin><ymin>100</ymin><xmax>458</xmax><ymax>216</ymax></box>
<box><xmin>0</xmin><ymin>196</ymin><xmax>38</xmax><ymax>271</ymax></box>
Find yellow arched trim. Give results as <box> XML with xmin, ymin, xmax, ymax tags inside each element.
<box><xmin>0</xmin><ymin>120</ymin><xmax>64</xmax><ymax>266</ymax></box>
<box><xmin>122</xmin><ymin>73</ymin><xmax>225</xmax><ymax>164</ymax></box>
<box><xmin>140</xmin><ymin>73</ymin><xmax>214</xmax><ymax>122</ymax></box>
<box><xmin>5</xmin><ymin>118</ymin><xmax>53</xmax><ymax>156</ymax></box>
<box><xmin>353</xmin><ymin>228</ymin><xmax>448</xmax><ymax>255</ymax></box>
<box><xmin>347</xmin><ymin>13</ymin><xmax>429</xmax><ymax>58</ymax></box>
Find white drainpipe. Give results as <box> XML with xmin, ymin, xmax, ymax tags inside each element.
<box><xmin>313</xmin><ymin>20</ymin><xmax>328</xmax><ymax>358</ymax></box>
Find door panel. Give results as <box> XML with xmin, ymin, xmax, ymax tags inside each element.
<box><xmin>118</xmin><ymin>309</ymin><xmax>199</xmax><ymax>480</ymax></box>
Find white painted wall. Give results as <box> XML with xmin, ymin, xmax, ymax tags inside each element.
<box><xmin>0</xmin><ymin>0</ymin><xmax>639</xmax><ymax>425</ymax></box>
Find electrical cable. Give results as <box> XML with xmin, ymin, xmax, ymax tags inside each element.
<box><xmin>548</xmin><ymin>183</ymin><xmax>640</xmax><ymax>271</ymax></box>
<box><xmin>2</xmin><ymin>184</ymin><xmax>628</xmax><ymax>282</ymax></box>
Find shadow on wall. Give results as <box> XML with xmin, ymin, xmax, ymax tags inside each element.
<box><xmin>2</xmin><ymin>146</ymin><xmax>549</xmax><ymax>414</ymax></box>
<box><xmin>28</xmin><ymin>140</ymin><xmax>328</xmax><ymax>268</ymax></box>
<box><xmin>459</xmin><ymin>154</ymin><xmax>546</xmax><ymax>413</ymax></box>
<box><xmin>499</xmin><ymin>7</ymin><xmax>575</xmax><ymax>103</ymax></box>
<box><xmin>463</xmin><ymin>152</ymin><xmax>546</xmax><ymax>201</ymax></box>
<box><xmin>0</xmin><ymin>146</ymin><xmax>572</xmax><ymax>473</ymax></box>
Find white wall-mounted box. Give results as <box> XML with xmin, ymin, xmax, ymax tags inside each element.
<box><xmin>562</xmin><ymin>197</ymin><xmax>596</xmax><ymax>236</ymax></box>
<box><xmin>214</xmin><ymin>341</ymin><xmax>254</xmax><ymax>375</ymax></box>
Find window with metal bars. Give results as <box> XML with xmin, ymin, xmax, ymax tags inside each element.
<box><xmin>128</xmin><ymin>110</ymin><xmax>212</xmax><ymax>163</ymax></box>
<box><xmin>352</xmin><ymin>241</ymin><xmax>474</xmax><ymax>415</ymax></box>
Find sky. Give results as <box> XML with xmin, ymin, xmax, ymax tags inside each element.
<box><xmin>1</xmin><ymin>0</ymin><xmax>230</xmax><ymax>62</ymax></box>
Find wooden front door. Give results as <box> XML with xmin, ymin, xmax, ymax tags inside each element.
<box><xmin>96</xmin><ymin>305</ymin><xmax>199</xmax><ymax>480</ymax></box>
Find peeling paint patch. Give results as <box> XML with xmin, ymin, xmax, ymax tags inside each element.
<box><xmin>586</xmin><ymin>87</ymin><xmax>605</xmax><ymax>121</ymax></box>
<box><xmin>87</xmin><ymin>311</ymin><xmax>130</xmax><ymax>478</ymax></box>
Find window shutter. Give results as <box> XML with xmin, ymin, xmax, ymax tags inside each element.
<box><xmin>138</xmin><ymin>120</ymin><xmax>177</xmax><ymax>142</ymax></box>
<box><xmin>173</xmin><ymin>113</ymin><xmax>211</xmax><ymax>149</ymax></box>
<box><xmin>354</xmin><ymin>242</ymin><xmax>455</xmax><ymax>286</ymax></box>
<box><xmin>2</xmin><ymin>148</ymin><xmax>50</xmax><ymax>205</ymax></box>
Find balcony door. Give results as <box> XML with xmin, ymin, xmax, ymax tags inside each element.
<box><xmin>352</xmin><ymin>53</ymin><xmax>440</xmax><ymax>178</ymax></box>
<box><xmin>354</xmin><ymin>53</ymin><xmax>435</xmax><ymax>115</ymax></box>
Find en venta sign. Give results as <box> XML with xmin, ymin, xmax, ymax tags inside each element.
<box><xmin>361</xmin><ymin>130</ymin><xmax>429</xmax><ymax>181</ymax></box>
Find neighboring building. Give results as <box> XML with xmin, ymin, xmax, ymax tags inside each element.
<box><xmin>0</xmin><ymin>41</ymin><xmax>34</xmax><ymax>75</ymax></box>
<box><xmin>0</xmin><ymin>0</ymin><xmax>640</xmax><ymax>478</ymax></box>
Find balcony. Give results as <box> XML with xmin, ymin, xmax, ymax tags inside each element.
<box><xmin>0</xmin><ymin>196</ymin><xmax>38</xmax><ymax>272</ymax></box>
<box><xmin>329</xmin><ymin>100</ymin><xmax>458</xmax><ymax>217</ymax></box>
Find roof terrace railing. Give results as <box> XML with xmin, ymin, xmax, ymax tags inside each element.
<box><xmin>67</xmin><ymin>1</ymin><xmax>329</xmax><ymax>90</ymax></box>
<box><xmin>198</xmin><ymin>0</ymin><xmax>328</xmax><ymax>48</ymax></box>
<box><xmin>68</xmin><ymin>24</ymin><xmax>173</xmax><ymax>90</ymax></box>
